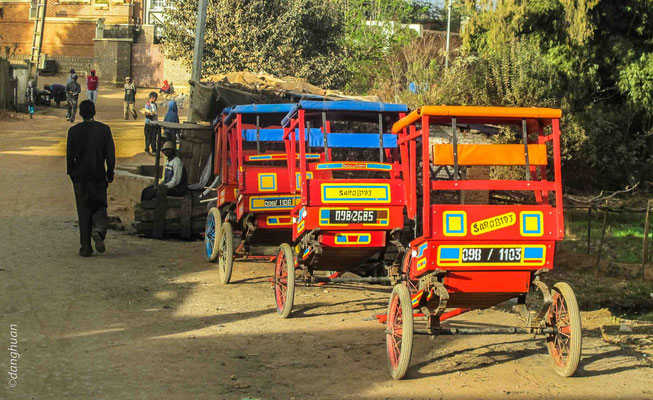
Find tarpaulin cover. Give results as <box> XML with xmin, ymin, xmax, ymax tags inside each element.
<box><xmin>281</xmin><ymin>100</ymin><xmax>409</xmax><ymax>127</ymax></box>
<box><xmin>191</xmin><ymin>81</ymin><xmax>266</xmax><ymax>124</ymax></box>
<box><xmin>241</xmin><ymin>129</ymin><xmax>397</xmax><ymax>148</ymax></box>
<box><xmin>204</xmin><ymin>71</ymin><xmax>381</xmax><ymax>102</ymax></box>
<box><xmin>194</xmin><ymin>71</ymin><xmax>383</xmax><ymax>123</ymax></box>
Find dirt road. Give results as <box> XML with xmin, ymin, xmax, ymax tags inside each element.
<box><xmin>0</xmin><ymin>84</ymin><xmax>651</xmax><ymax>399</ymax></box>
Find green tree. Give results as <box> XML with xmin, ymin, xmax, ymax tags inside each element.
<box><xmin>337</xmin><ymin>0</ymin><xmax>426</xmax><ymax>92</ymax></box>
<box><xmin>451</xmin><ymin>0</ymin><xmax>652</xmax><ymax>188</ymax></box>
<box><xmin>161</xmin><ymin>0</ymin><xmax>347</xmax><ymax>88</ymax></box>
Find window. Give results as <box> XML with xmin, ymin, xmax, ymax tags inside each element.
<box><xmin>150</xmin><ymin>0</ymin><xmax>165</xmax><ymax>9</ymax></box>
<box><xmin>29</xmin><ymin>0</ymin><xmax>38</xmax><ymax>19</ymax></box>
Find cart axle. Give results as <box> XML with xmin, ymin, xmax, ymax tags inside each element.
<box><xmin>313</xmin><ymin>276</ymin><xmax>392</xmax><ymax>284</ymax></box>
<box><xmin>411</xmin><ymin>327</ymin><xmax>556</xmax><ymax>335</ymax></box>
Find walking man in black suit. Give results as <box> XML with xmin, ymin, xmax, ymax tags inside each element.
<box><xmin>66</xmin><ymin>100</ymin><xmax>116</xmax><ymax>257</ymax></box>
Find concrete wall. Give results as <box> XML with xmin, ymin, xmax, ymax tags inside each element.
<box><xmin>7</xmin><ymin>54</ymin><xmax>93</xmax><ymax>75</ymax></box>
<box><xmin>163</xmin><ymin>57</ymin><xmax>191</xmax><ymax>91</ymax></box>
<box><xmin>93</xmin><ymin>38</ymin><xmax>132</xmax><ymax>86</ymax></box>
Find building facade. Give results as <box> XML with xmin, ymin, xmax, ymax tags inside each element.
<box><xmin>0</xmin><ymin>0</ymin><xmax>189</xmax><ymax>88</ymax></box>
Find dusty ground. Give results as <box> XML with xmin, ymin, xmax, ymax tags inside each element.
<box><xmin>1</xmin><ymin>82</ymin><xmax>652</xmax><ymax>399</ymax></box>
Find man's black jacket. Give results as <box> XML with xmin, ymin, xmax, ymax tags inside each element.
<box><xmin>66</xmin><ymin>120</ymin><xmax>116</xmax><ymax>183</ymax></box>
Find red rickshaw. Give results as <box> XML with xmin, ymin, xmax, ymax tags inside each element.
<box><xmin>384</xmin><ymin>106</ymin><xmax>581</xmax><ymax>379</ymax></box>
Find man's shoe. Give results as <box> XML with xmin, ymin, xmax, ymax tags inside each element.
<box><xmin>92</xmin><ymin>232</ymin><xmax>105</xmax><ymax>253</ymax></box>
<box><xmin>79</xmin><ymin>248</ymin><xmax>93</xmax><ymax>257</ymax></box>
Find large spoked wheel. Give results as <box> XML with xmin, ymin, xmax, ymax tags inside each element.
<box><xmin>546</xmin><ymin>282</ymin><xmax>582</xmax><ymax>377</ymax></box>
<box><xmin>386</xmin><ymin>284</ymin><xmax>414</xmax><ymax>380</ymax></box>
<box><xmin>217</xmin><ymin>222</ymin><xmax>234</xmax><ymax>284</ymax></box>
<box><xmin>274</xmin><ymin>243</ymin><xmax>295</xmax><ymax>319</ymax></box>
<box><xmin>204</xmin><ymin>207</ymin><xmax>222</xmax><ymax>262</ymax></box>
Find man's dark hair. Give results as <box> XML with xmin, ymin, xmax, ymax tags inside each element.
<box><xmin>149</xmin><ymin>92</ymin><xmax>158</xmax><ymax>100</ymax></box>
<box><xmin>79</xmin><ymin>100</ymin><xmax>96</xmax><ymax>119</ymax></box>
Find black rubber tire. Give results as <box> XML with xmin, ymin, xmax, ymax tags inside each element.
<box><xmin>386</xmin><ymin>284</ymin><xmax>414</xmax><ymax>380</ymax></box>
<box><xmin>217</xmin><ymin>222</ymin><xmax>234</xmax><ymax>284</ymax></box>
<box><xmin>205</xmin><ymin>207</ymin><xmax>222</xmax><ymax>262</ymax></box>
<box><xmin>274</xmin><ymin>243</ymin><xmax>296</xmax><ymax>319</ymax></box>
<box><xmin>547</xmin><ymin>282</ymin><xmax>582</xmax><ymax>377</ymax></box>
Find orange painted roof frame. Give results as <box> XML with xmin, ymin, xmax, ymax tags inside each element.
<box><xmin>392</xmin><ymin>105</ymin><xmax>562</xmax><ymax>134</ymax></box>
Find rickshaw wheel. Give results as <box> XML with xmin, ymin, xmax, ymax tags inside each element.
<box><xmin>217</xmin><ymin>222</ymin><xmax>234</xmax><ymax>284</ymax></box>
<box><xmin>546</xmin><ymin>282</ymin><xmax>582</xmax><ymax>377</ymax></box>
<box><xmin>204</xmin><ymin>208</ymin><xmax>222</xmax><ymax>262</ymax></box>
<box><xmin>274</xmin><ymin>243</ymin><xmax>295</xmax><ymax>319</ymax></box>
<box><xmin>386</xmin><ymin>284</ymin><xmax>414</xmax><ymax>380</ymax></box>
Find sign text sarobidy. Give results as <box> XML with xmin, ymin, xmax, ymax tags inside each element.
<box><xmin>471</xmin><ymin>212</ymin><xmax>516</xmax><ymax>235</ymax></box>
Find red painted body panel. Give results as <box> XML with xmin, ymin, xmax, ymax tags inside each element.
<box><xmin>319</xmin><ymin>231</ymin><xmax>387</xmax><ymax>247</ymax></box>
<box><xmin>430</xmin><ymin>204</ymin><xmax>559</xmax><ymax>241</ymax></box>
<box><xmin>217</xmin><ymin>184</ymin><xmax>238</xmax><ymax>208</ymax></box>
<box><xmin>444</xmin><ymin>271</ymin><xmax>532</xmax><ymax>293</ymax></box>
<box><xmin>255</xmin><ymin>214</ymin><xmax>293</xmax><ymax>229</ymax></box>
<box><xmin>304</xmin><ymin>179</ymin><xmax>405</xmax><ymax>207</ymax></box>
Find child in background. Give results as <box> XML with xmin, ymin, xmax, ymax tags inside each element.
<box><xmin>143</xmin><ymin>92</ymin><xmax>159</xmax><ymax>155</ymax></box>
<box><xmin>26</xmin><ymin>80</ymin><xmax>36</xmax><ymax>119</ymax></box>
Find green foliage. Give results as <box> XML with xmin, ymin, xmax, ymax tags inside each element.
<box><xmin>371</xmin><ymin>0</ymin><xmax>652</xmax><ymax>190</ymax></box>
<box><xmin>161</xmin><ymin>0</ymin><xmax>426</xmax><ymax>90</ymax></box>
<box><xmin>337</xmin><ymin>0</ymin><xmax>424</xmax><ymax>92</ymax></box>
<box><xmin>161</xmin><ymin>0</ymin><xmax>347</xmax><ymax>88</ymax></box>
<box><xmin>458</xmin><ymin>0</ymin><xmax>653</xmax><ymax>189</ymax></box>
<box><xmin>618</xmin><ymin>53</ymin><xmax>653</xmax><ymax>115</ymax></box>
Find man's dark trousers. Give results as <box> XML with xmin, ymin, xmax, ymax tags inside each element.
<box><xmin>67</xmin><ymin>99</ymin><xmax>78</xmax><ymax>122</ymax></box>
<box><xmin>73</xmin><ymin>181</ymin><xmax>108</xmax><ymax>253</ymax></box>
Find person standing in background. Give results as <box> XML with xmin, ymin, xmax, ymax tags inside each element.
<box><xmin>66</xmin><ymin>74</ymin><xmax>81</xmax><ymax>123</ymax></box>
<box><xmin>143</xmin><ymin>92</ymin><xmax>159</xmax><ymax>155</ymax></box>
<box><xmin>87</xmin><ymin>69</ymin><xmax>99</xmax><ymax>103</ymax></box>
<box><xmin>123</xmin><ymin>77</ymin><xmax>137</xmax><ymax>120</ymax></box>
<box><xmin>26</xmin><ymin>80</ymin><xmax>36</xmax><ymax>119</ymax></box>
<box><xmin>66</xmin><ymin>100</ymin><xmax>115</xmax><ymax>257</ymax></box>
<box><xmin>67</xmin><ymin>69</ymin><xmax>76</xmax><ymax>85</ymax></box>
<box><xmin>163</xmin><ymin>100</ymin><xmax>180</xmax><ymax>145</ymax></box>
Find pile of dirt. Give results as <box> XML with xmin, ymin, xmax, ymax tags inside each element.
<box><xmin>204</xmin><ymin>71</ymin><xmax>381</xmax><ymax>102</ymax></box>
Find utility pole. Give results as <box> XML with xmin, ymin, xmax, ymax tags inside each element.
<box><xmin>445</xmin><ymin>0</ymin><xmax>452</xmax><ymax>70</ymax></box>
<box><xmin>188</xmin><ymin>0</ymin><xmax>209</xmax><ymax>122</ymax></box>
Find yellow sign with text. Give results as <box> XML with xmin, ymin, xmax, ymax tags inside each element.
<box><xmin>471</xmin><ymin>212</ymin><xmax>516</xmax><ymax>236</ymax></box>
<box><xmin>321</xmin><ymin>183</ymin><xmax>391</xmax><ymax>203</ymax></box>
